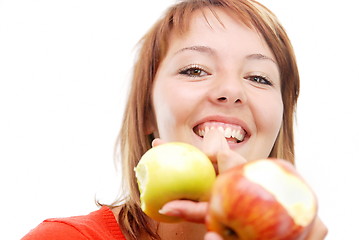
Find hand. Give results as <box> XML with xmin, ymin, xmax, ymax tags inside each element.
<box><xmin>204</xmin><ymin>218</ymin><xmax>328</xmax><ymax>240</ymax></box>
<box><xmin>305</xmin><ymin>216</ymin><xmax>328</xmax><ymax>240</ymax></box>
<box><xmin>159</xmin><ymin>200</ymin><xmax>224</xmax><ymax>240</ymax></box>
<box><xmin>201</xmin><ymin>128</ymin><xmax>247</xmax><ymax>174</ymax></box>
<box><xmin>159</xmin><ymin>200</ymin><xmax>207</xmax><ymax>224</ymax></box>
<box><xmin>152</xmin><ymin>137</ymin><xmax>327</xmax><ymax>239</ymax></box>
<box><xmin>159</xmin><ymin>200</ymin><xmax>327</xmax><ymax>240</ymax></box>
<box><xmin>151</xmin><ymin>138</ymin><xmax>166</xmax><ymax>147</ymax></box>
<box><xmin>152</xmin><ymin>134</ymin><xmax>246</xmax><ymax>240</ymax></box>
<box><xmin>204</xmin><ymin>232</ymin><xmax>223</xmax><ymax>240</ymax></box>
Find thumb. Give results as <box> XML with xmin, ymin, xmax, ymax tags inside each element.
<box><xmin>204</xmin><ymin>232</ymin><xmax>223</xmax><ymax>240</ymax></box>
<box><xmin>151</xmin><ymin>138</ymin><xmax>167</xmax><ymax>147</ymax></box>
<box><xmin>159</xmin><ymin>200</ymin><xmax>208</xmax><ymax>224</ymax></box>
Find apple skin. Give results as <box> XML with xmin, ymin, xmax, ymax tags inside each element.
<box><xmin>206</xmin><ymin>159</ymin><xmax>317</xmax><ymax>240</ymax></box>
<box><xmin>134</xmin><ymin>142</ymin><xmax>216</xmax><ymax>223</ymax></box>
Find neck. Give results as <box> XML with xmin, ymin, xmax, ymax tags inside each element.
<box><xmin>111</xmin><ymin>206</ymin><xmax>207</xmax><ymax>240</ymax></box>
<box><xmin>157</xmin><ymin>221</ymin><xmax>207</xmax><ymax>240</ymax></box>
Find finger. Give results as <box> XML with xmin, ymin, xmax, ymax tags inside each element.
<box><xmin>217</xmin><ymin>147</ymin><xmax>247</xmax><ymax>173</ymax></box>
<box><xmin>204</xmin><ymin>232</ymin><xmax>224</xmax><ymax>240</ymax></box>
<box><xmin>202</xmin><ymin>128</ymin><xmax>229</xmax><ymax>162</ymax></box>
<box><xmin>202</xmin><ymin>128</ymin><xmax>247</xmax><ymax>174</ymax></box>
<box><xmin>305</xmin><ymin>217</ymin><xmax>328</xmax><ymax>240</ymax></box>
<box><xmin>159</xmin><ymin>200</ymin><xmax>208</xmax><ymax>223</ymax></box>
<box><xmin>151</xmin><ymin>138</ymin><xmax>166</xmax><ymax>147</ymax></box>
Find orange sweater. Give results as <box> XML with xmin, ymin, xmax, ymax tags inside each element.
<box><xmin>22</xmin><ymin>206</ymin><xmax>126</xmax><ymax>240</ymax></box>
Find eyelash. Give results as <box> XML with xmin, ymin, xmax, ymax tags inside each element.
<box><xmin>178</xmin><ymin>64</ymin><xmax>209</xmax><ymax>78</ymax></box>
<box><xmin>245</xmin><ymin>75</ymin><xmax>273</xmax><ymax>86</ymax></box>
<box><xmin>178</xmin><ymin>65</ymin><xmax>273</xmax><ymax>86</ymax></box>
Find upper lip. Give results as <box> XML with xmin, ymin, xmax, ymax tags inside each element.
<box><xmin>192</xmin><ymin>115</ymin><xmax>251</xmax><ymax>136</ymax></box>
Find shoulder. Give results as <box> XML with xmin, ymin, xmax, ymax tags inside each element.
<box><xmin>22</xmin><ymin>207</ymin><xmax>126</xmax><ymax>240</ymax></box>
<box><xmin>21</xmin><ymin>220</ymin><xmax>87</xmax><ymax>240</ymax></box>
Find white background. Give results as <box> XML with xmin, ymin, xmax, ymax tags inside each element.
<box><xmin>1</xmin><ymin>0</ymin><xmax>358</xmax><ymax>239</ymax></box>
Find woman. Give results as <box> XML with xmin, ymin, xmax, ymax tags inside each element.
<box><xmin>22</xmin><ymin>0</ymin><xmax>327</xmax><ymax>239</ymax></box>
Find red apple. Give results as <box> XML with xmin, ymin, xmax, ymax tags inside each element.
<box><xmin>206</xmin><ymin>159</ymin><xmax>318</xmax><ymax>240</ymax></box>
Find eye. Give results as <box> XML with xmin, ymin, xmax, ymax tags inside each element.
<box><xmin>246</xmin><ymin>74</ymin><xmax>273</xmax><ymax>86</ymax></box>
<box><xmin>179</xmin><ymin>64</ymin><xmax>209</xmax><ymax>78</ymax></box>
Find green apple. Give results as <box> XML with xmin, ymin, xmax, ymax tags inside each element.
<box><xmin>134</xmin><ymin>142</ymin><xmax>216</xmax><ymax>222</ymax></box>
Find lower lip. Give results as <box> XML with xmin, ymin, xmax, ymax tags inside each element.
<box><xmin>226</xmin><ymin>139</ymin><xmax>247</xmax><ymax>149</ymax></box>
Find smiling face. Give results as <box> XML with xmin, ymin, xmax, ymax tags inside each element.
<box><xmin>151</xmin><ymin>8</ymin><xmax>283</xmax><ymax>161</ymax></box>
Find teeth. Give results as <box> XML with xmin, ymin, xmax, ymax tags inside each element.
<box><xmin>232</xmin><ymin>130</ymin><xmax>238</xmax><ymax>139</ymax></box>
<box><xmin>197</xmin><ymin>125</ymin><xmax>246</xmax><ymax>142</ymax></box>
<box><xmin>236</xmin><ymin>131</ymin><xmax>245</xmax><ymax>142</ymax></box>
<box><xmin>218</xmin><ymin>126</ymin><xmax>224</xmax><ymax>134</ymax></box>
<box><xmin>224</xmin><ymin>128</ymin><xmax>231</xmax><ymax>138</ymax></box>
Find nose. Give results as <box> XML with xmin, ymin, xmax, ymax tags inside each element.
<box><xmin>217</xmin><ymin>96</ymin><xmax>241</xmax><ymax>104</ymax></box>
<box><xmin>211</xmin><ymin>75</ymin><xmax>247</xmax><ymax>105</ymax></box>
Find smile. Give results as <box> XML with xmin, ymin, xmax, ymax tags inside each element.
<box><xmin>193</xmin><ymin>121</ymin><xmax>247</xmax><ymax>143</ymax></box>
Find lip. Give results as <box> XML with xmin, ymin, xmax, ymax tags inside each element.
<box><xmin>192</xmin><ymin>115</ymin><xmax>251</xmax><ymax>139</ymax></box>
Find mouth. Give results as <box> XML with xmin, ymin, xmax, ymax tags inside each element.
<box><xmin>193</xmin><ymin>121</ymin><xmax>248</xmax><ymax>144</ymax></box>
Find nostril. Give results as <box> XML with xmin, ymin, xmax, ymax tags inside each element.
<box><xmin>217</xmin><ymin>97</ymin><xmax>227</xmax><ymax>102</ymax></box>
<box><xmin>217</xmin><ymin>96</ymin><xmax>241</xmax><ymax>104</ymax></box>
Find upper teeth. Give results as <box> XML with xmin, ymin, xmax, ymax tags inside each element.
<box><xmin>198</xmin><ymin>125</ymin><xmax>245</xmax><ymax>142</ymax></box>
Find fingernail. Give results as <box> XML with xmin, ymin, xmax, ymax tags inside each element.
<box><xmin>205</xmin><ymin>232</ymin><xmax>222</xmax><ymax>240</ymax></box>
<box><xmin>159</xmin><ymin>207</ymin><xmax>181</xmax><ymax>216</ymax></box>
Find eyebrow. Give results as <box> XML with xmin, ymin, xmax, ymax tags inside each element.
<box><xmin>175</xmin><ymin>45</ymin><xmax>277</xmax><ymax>65</ymax></box>
<box><xmin>174</xmin><ymin>45</ymin><xmax>215</xmax><ymax>56</ymax></box>
<box><xmin>246</xmin><ymin>53</ymin><xmax>277</xmax><ymax>65</ymax></box>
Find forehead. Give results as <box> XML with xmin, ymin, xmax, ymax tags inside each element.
<box><xmin>165</xmin><ymin>8</ymin><xmax>275</xmax><ymax>61</ymax></box>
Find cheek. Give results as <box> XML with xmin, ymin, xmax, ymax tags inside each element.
<box><xmin>252</xmin><ymin>93</ymin><xmax>283</xmax><ymax>138</ymax></box>
<box><xmin>152</xmin><ymin>85</ymin><xmax>175</xmax><ymax>128</ymax></box>
<box><xmin>151</xmin><ymin>81</ymin><xmax>196</xmax><ymax>136</ymax></box>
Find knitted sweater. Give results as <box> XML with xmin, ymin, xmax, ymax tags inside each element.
<box><xmin>22</xmin><ymin>206</ymin><xmax>126</xmax><ymax>239</ymax></box>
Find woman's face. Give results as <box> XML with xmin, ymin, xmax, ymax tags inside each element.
<box><xmin>151</xmin><ymin>9</ymin><xmax>283</xmax><ymax>161</ymax></box>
